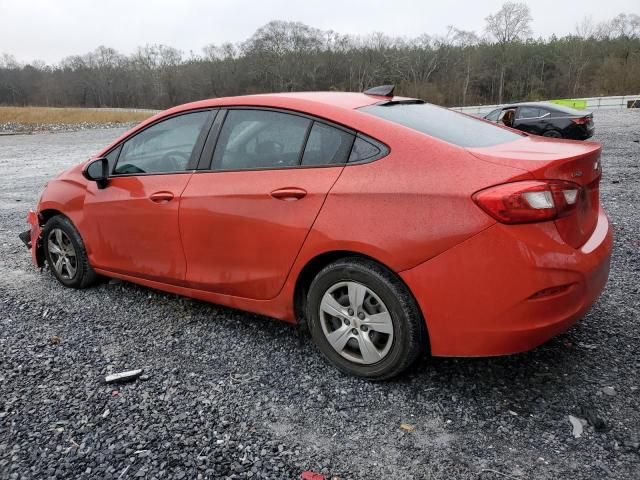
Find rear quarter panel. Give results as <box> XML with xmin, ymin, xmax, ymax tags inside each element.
<box><xmin>295</xmin><ymin>120</ymin><xmax>534</xmax><ymax>273</ymax></box>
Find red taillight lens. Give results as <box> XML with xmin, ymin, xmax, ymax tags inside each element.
<box><xmin>571</xmin><ymin>117</ymin><xmax>590</xmax><ymax>125</ymax></box>
<box><xmin>473</xmin><ymin>180</ymin><xmax>581</xmax><ymax>224</ymax></box>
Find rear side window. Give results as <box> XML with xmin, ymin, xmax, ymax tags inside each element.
<box><xmin>114</xmin><ymin>111</ymin><xmax>210</xmax><ymax>175</ymax></box>
<box><xmin>213</xmin><ymin>110</ymin><xmax>311</xmax><ymax>170</ymax></box>
<box><xmin>485</xmin><ymin>108</ymin><xmax>501</xmax><ymax>122</ymax></box>
<box><xmin>348</xmin><ymin>136</ymin><xmax>382</xmax><ymax>162</ymax></box>
<box><xmin>301</xmin><ymin>122</ymin><xmax>354</xmax><ymax>166</ymax></box>
<box><xmin>361</xmin><ymin>103</ymin><xmax>522</xmax><ymax>148</ymax></box>
<box><xmin>517</xmin><ymin>107</ymin><xmax>544</xmax><ymax>119</ymax></box>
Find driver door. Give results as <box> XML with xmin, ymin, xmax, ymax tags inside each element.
<box><xmin>82</xmin><ymin>109</ymin><xmax>214</xmax><ymax>284</ymax></box>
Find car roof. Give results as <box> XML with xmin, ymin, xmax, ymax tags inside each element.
<box><xmin>170</xmin><ymin>91</ymin><xmax>419</xmax><ymax>114</ymax></box>
<box><xmin>98</xmin><ymin>92</ymin><xmax>419</xmax><ymax>156</ymax></box>
<box><xmin>498</xmin><ymin>101</ymin><xmax>589</xmax><ymax>115</ymax></box>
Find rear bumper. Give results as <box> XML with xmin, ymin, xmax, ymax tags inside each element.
<box><xmin>401</xmin><ymin>208</ymin><xmax>612</xmax><ymax>357</ymax></box>
<box><xmin>567</xmin><ymin>124</ymin><xmax>594</xmax><ymax>140</ymax></box>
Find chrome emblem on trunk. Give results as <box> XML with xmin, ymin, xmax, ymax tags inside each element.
<box><xmin>571</xmin><ymin>170</ymin><xmax>583</xmax><ymax>178</ymax></box>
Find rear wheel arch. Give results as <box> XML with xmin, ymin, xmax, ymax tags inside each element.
<box><xmin>293</xmin><ymin>251</ymin><xmax>430</xmax><ymax>343</ymax></box>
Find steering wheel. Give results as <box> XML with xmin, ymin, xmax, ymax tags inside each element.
<box><xmin>156</xmin><ymin>150</ymin><xmax>191</xmax><ymax>171</ymax></box>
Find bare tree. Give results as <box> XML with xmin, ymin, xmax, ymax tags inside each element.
<box><xmin>1</xmin><ymin>15</ymin><xmax>639</xmax><ymax>110</ymax></box>
<box><xmin>485</xmin><ymin>1</ymin><xmax>532</xmax><ymax>103</ymax></box>
<box><xmin>575</xmin><ymin>16</ymin><xmax>596</xmax><ymax>39</ymax></box>
<box><xmin>453</xmin><ymin>29</ymin><xmax>480</xmax><ymax>106</ymax></box>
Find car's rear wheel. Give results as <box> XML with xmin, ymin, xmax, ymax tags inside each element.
<box><xmin>42</xmin><ymin>215</ymin><xmax>97</xmax><ymax>289</ymax></box>
<box><xmin>543</xmin><ymin>129</ymin><xmax>562</xmax><ymax>138</ymax></box>
<box><xmin>306</xmin><ymin>257</ymin><xmax>426</xmax><ymax>380</ymax></box>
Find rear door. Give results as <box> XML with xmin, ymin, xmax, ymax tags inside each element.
<box><xmin>514</xmin><ymin>106</ymin><xmax>547</xmax><ymax>135</ymax></box>
<box><xmin>179</xmin><ymin>109</ymin><xmax>354</xmax><ymax>299</ymax></box>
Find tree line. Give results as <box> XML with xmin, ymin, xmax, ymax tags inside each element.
<box><xmin>0</xmin><ymin>3</ymin><xmax>639</xmax><ymax>110</ymax></box>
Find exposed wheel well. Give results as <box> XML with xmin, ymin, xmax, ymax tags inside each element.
<box><xmin>293</xmin><ymin>251</ymin><xmax>428</xmax><ymax>341</ymax></box>
<box><xmin>33</xmin><ymin>209</ymin><xmax>65</xmax><ymax>266</ymax></box>
<box><xmin>39</xmin><ymin>209</ymin><xmax>64</xmax><ymax>224</ymax></box>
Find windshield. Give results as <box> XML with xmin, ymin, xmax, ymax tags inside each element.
<box><xmin>360</xmin><ymin>103</ymin><xmax>523</xmax><ymax>148</ymax></box>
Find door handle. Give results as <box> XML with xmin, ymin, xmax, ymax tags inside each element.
<box><xmin>270</xmin><ymin>187</ymin><xmax>307</xmax><ymax>201</ymax></box>
<box><xmin>149</xmin><ymin>191</ymin><xmax>174</xmax><ymax>203</ymax></box>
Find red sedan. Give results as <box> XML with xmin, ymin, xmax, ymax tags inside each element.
<box><xmin>21</xmin><ymin>86</ymin><xmax>612</xmax><ymax>379</ymax></box>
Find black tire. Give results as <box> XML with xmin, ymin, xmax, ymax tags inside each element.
<box><xmin>543</xmin><ymin>129</ymin><xmax>562</xmax><ymax>138</ymax></box>
<box><xmin>42</xmin><ymin>215</ymin><xmax>97</xmax><ymax>289</ymax></box>
<box><xmin>306</xmin><ymin>257</ymin><xmax>427</xmax><ymax>380</ymax></box>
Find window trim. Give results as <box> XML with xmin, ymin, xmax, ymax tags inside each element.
<box><xmin>106</xmin><ymin>108</ymin><xmax>217</xmax><ymax>178</ymax></box>
<box><xmin>197</xmin><ymin>106</ymin><xmax>389</xmax><ymax>173</ymax></box>
<box><xmin>516</xmin><ymin>106</ymin><xmax>551</xmax><ymax>120</ymax></box>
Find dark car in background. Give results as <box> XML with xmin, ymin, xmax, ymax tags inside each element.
<box><xmin>484</xmin><ymin>102</ymin><xmax>594</xmax><ymax>140</ymax></box>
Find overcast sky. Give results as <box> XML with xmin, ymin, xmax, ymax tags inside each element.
<box><xmin>0</xmin><ymin>0</ymin><xmax>636</xmax><ymax>64</ymax></box>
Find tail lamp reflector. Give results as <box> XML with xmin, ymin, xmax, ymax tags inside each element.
<box><xmin>473</xmin><ymin>180</ymin><xmax>582</xmax><ymax>224</ymax></box>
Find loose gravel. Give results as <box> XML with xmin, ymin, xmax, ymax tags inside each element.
<box><xmin>0</xmin><ymin>121</ymin><xmax>137</xmax><ymax>135</ymax></box>
<box><xmin>1</xmin><ymin>111</ymin><xmax>639</xmax><ymax>480</ymax></box>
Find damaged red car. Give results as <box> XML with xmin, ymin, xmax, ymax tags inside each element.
<box><xmin>21</xmin><ymin>86</ymin><xmax>612</xmax><ymax>379</ymax></box>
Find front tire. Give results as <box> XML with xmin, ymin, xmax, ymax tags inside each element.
<box><xmin>42</xmin><ymin>215</ymin><xmax>97</xmax><ymax>289</ymax></box>
<box><xmin>306</xmin><ymin>257</ymin><xmax>427</xmax><ymax>380</ymax></box>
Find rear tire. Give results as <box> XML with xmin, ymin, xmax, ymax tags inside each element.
<box><xmin>543</xmin><ymin>129</ymin><xmax>562</xmax><ymax>138</ymax></box>
<box><xmin>42</xmin><ymin>215</ymin><xmax>97</xmax><ymax>289</ymax></box>
<box><xmin>306</xmin><ymin>257</ymin><xmax>427</xmax><ymax>380</ymax></box>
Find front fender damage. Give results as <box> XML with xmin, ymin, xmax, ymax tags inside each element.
<box><xmin>24</xmin><ymin>209</ymin><xmax>45</xmax><ymax>268</ymax></box>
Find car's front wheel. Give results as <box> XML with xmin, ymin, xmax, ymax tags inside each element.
<box><xmin>42</xmin><ymin>215</ymin><xmax>97</xmax><ymax>289</ymax></box>
<box><xmin>306</xmin><ymin>257</ymin><xmax>427</xmax><ymax>380</ymax></box>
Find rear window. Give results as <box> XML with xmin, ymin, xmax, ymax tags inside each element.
<box><xmin>546</xmin><ymin>103</ymin><xmax>590</xmax><ymax>116</ymax></box>
<box><xmin>360</xmin><ymin>103</ymin><xmax>523</xmax><ymax>148</ymax></box>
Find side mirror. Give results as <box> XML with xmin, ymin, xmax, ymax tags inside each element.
<box><xmin>83</xmin><ymin>157</ymin><xmax>109</xmax><ymax>189</ymax></box>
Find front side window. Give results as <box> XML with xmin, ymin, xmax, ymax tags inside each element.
<box><xmin>105</xmin><ymin>145</ymin><xmax>122</xmax><ymax>173</ymax></box>
<box><xmin>301</xmin><ymin>122</ymin><xmax>354</xmax><ymax>166</ymax></box>
<box><xmin>213</xmin><ymin>110</ymin><xmax>311</xmax><ymax>170</ymax></box>
<box><xmin>362</xmin><ymin>103</ymin><xmax>523</xmax><ymax>148</ymax></box>
<box><xmin>114</xmin><ymin>111</ymin><xmax>210</xmax><ymax>175</ymax></box>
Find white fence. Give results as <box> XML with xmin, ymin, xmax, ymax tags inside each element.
<box><xmin>453</xmin><ymin>95</ymin><xmax>640</xmax><ymax>116</ymax></box>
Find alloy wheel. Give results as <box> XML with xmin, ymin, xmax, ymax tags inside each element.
<box><xmin>319</xmin><ymin>281</ymin><xmax>394</xmax><ymax>364</ymax></box>
<box><xmin>47</xmin><ymin>228</ymin><xmax>77</xmax><ymax>280</ymax></box>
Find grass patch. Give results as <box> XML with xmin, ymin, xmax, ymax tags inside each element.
<box><xmin>0</xmin><ymin>106</ymin><xmax>155</xmax><ymax>125</ymax></box>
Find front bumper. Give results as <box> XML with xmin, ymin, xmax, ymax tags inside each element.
<box><xmin>401</xmin><ymin>208</ymin><xmax>613</xmax><ymax>357</ymax></box>
<box><xmin>23</xmin><ymin>209</ymin><xmax>43</xmax><ymax>267</ymax></box>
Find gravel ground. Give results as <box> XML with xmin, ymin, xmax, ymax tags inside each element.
<box><xmin>1</xmin><ymin>111</ymin><xmax>639</xmax><ymax>480</ymax></box>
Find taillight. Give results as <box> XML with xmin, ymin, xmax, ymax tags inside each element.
<box><xmin>571</xmin><ymin>117</ymin><xmax>590</xmax><ymax>125</ymax></box>
<box><xmin>473</xmin><ymin>180</ymin><xmax>581</xmax><ymax>224</ymax></box>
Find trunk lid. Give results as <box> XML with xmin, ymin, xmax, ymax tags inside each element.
<box><xmin>467</xmin><ymin>136</ymin><xmax>602</xmax><ymax>248</ymax></box>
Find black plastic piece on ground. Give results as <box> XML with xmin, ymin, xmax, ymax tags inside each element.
<box><xmin>19</xmin><ymin>229</ymin><xmax>31</xmax><ymax>249</ymax></box>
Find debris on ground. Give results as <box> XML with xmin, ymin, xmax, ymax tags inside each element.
<box><xmin>301</xmin><ymin>472</ymin><xmax>327</xmax><ymax>480</ymax></box>
<box><xmin>569</xmin><ymin>415</ymin><xmax>586</xmax><ymax>438</ymax></box>
<box><xmin>400</xmin><ymin>423</ymin><xmax>416</xmax><ymax>432</ymax></box>
<box><xmin>49</xmin><ymin>335</ymin><xmax>61</xmax><ymax>344</ymax></box>
<box><xmin>602</xmin><ymin>386</ymin><xmax>616</xmax><ymax>396</ymax></box>
<box><xmin>105</xmin><ymin>369</ymin><xmax>143</xmax><ymax>384</ymax></box>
